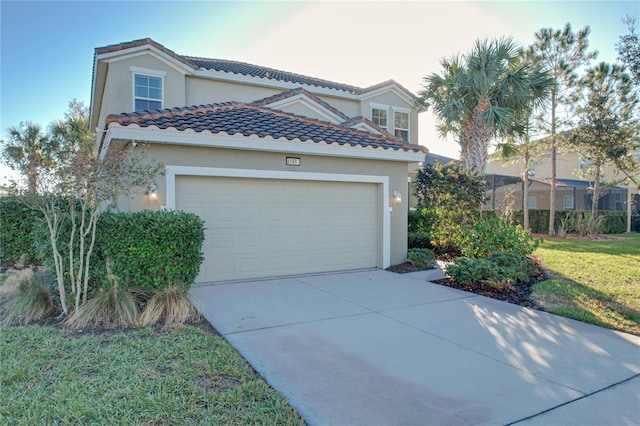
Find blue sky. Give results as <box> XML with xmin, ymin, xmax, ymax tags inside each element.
<box><xmin>0</xmin><ymin>0</ymin><xmax>637</xmax><ymax>181</ymax></box>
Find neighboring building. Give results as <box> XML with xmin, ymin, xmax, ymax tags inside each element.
<box><xmin>91</xmin><ymin>38</ymin><xmax>426</xmax><ymax>283</ymax></box>
<box><xmin>486</xmin><ymin>148</ymin><xmax>639</xmax><ymax>214</ymax></box>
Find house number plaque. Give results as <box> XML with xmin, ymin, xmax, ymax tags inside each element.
<box><xmin>286</xmin><ymin>157</ymin><xmax>301</xmax><ymax>166</ymax></box>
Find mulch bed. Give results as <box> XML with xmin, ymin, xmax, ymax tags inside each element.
<box><xmin>387</xmin><ymin>259</ymin><xmax>548</xmax><ymax>309</ymax></box>
<box><xmin>433</xmin><ymin>266</ymin><xmax>547</xmax><ymax>309</ymax></box>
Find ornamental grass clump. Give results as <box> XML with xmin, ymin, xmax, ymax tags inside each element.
<box><xmin>1</xmin><ymin>268</ymin><xmax>53</xmax><ymax>325</ymax></box>
<box><xmin>66</xmin><ymin>262</ymin><xmax>139</xmax><ymax>329</ymax></box>
<box><xmin>66</xmin><ymin>283</ymin><xmax>139</xmax><ymax>329</ymax></box>
<box><xmin>138</xmin><ymin>285</ymin><xmax>201</xmax><ymax>327</ymax></box>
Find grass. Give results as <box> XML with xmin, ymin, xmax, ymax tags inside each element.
<box><xmin>533</xmin><ymin>234</ymin><xmax>640</xmax><ymax>335</ymax></box>
<box><xmin>0</xmin><ymin>324</ymin><xmax>304</xmax><ymax>425</ymax></box>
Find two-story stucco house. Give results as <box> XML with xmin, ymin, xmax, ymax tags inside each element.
<box><xmin>486</xmin><ymin>148</ymin><xmax>639</xmax><ymax>215</ymax></box>
<box><xmin>90</xmin><ymin>38</ymin><xmax>426</xmax><ymax>283</ymax></box>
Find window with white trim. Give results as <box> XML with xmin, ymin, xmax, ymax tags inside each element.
<box><xmin>394</xmin><ymin>111</ymin><xmax>409</xmax><ymax>141</ymax></box>
<box><xmin>527</xmin><ymin>197</ymin><xmax>537</xmax><ymax>209</ymax></box>
<box><xmin>371</xmin><ymin>107</ymin><xmax>388</xmax><ymax>130</ymax></box>
<box><xmin>134</xmin><ymin>74</ymin><xmax>163</xmax><ymax>111</ymax></box>
<box><xmin>563</xmin><ymin>194</ymin><xmax>574</xmax><ymax>210</ymax></box>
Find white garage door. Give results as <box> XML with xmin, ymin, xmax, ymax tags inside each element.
<box><xmin>176</xmin><ymin>176</ymin><xmax>380</xmax><ymax>282</ymax></box>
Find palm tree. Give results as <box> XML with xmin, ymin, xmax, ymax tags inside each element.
<box><xmin>1</xmin><ymin>122</ymin><xmax>55</xmax><ymax>193</ymax></box>
<box><xmin>416</xmin><ymin>37</ymin><xmax>552</xmax><ymax>176</ymax></box>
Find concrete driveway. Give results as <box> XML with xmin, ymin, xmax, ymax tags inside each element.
<box><xmin>190</xmin><ymin>269</ymin><xmax>640</xmax><ymax>426</ymax></box>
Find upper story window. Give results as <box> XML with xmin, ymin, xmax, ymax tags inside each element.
<box><xmin>370</xmin><ymin>103</ymin><xmax>411</xmax><ymax>141</ymax></box>
<box><xmin>393</xmin><ymin>111</ymin><xmax>409</xmax><ymax>141</ymax></box>
<box><xmin>131</xmin><ymin>66</ymin><xmax>166</xmax><ymax>112</ymax></box>
<box><xmin>371</xmin><ymin>107</ymin><xmax>388</xmax><ymax>130</ymax></box>
<box><xmin>134</xmin><ymin>74</ymin><xmax>163</xmax><ymax>111</ymax></box>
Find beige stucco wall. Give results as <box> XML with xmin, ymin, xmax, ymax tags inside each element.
<box><xmin>185</xmin><ymin>76</ymin><xmax>279</xmax><ymax>105</ymax></box>
<box><xmin>117</xmin><ymin>141</ymin><xmax>411</xmax><ymax>266</ymax></box>
<box><xmin>487</xmin><ymin>151</ymin><xmax>632</xmax><ymax>184</ymax></box>
<box><xmin>98</xmin><ymin>54</ymin><xmax>186</xmax><ymax>130</ymax></box>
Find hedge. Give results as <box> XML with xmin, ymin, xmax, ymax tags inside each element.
<box><xmin>34</xmin><ymin>209</ymin><xmax>205</xmax><ymax>293</ymax></box>
<box><xmin>0</xmin><ymin>196</ymin><xmax>41</xmax><ymax>266</ymax></box>
<box><xmin>481</xmin><ymin>209</ymin><xmax>629</xmax><ymax>234</ymax></box>
<box><xmin>92</xmin><ymin>210</ymin><xmax>205</xmax><ymax>293</ymax></box>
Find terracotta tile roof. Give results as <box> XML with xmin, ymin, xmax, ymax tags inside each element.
<box><xmin>95</xmin><ymin>39</ymin><xmax>418</xmax><ymax>99</ymax></box>
<box><xmin>185</xmin><ymin>56</ymin><xmax>362</xmax><ymax>94</ymax></box>
<box><xmin>105</xmin><ymin>103</ymin><xmax>426</xmax><ymax>153</ymax></box>
<box><xmin>250</xmin><ymin>88</ymin><xmax>351</xmax><ymax>122</ymax></box>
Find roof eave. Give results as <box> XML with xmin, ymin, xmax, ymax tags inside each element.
<box><xmin>102</xmin><ymin>125</ymin><xmax>425</xmax><ymax>163</ymax></box>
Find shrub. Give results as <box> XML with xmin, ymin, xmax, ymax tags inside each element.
<box><xmin>408</xmin><ymin>208</ymin><xmax>433</xmax><ymax>234</ymax></box>
<box><xmin>407</xmin><ymin>248</ymin><xmax>436</xmax><ymax>268</ymax></box>
<box><xmin>94</xmin><ymin>210</ymin><xmax>205</xmax><ymax>293</ymax></box>
<box><xmin>0</xmin><ymin>197</ymin><xmax>42</xmax><ymax>266</ymax></box>
<box><xmin>408</xmin><ymin>232</ymin><xmax>431</xmax><ymax>249</ymax></box>
<box><xmin>574</xmin><ymin>212</ymin><xmax>605</xmax><ymax>237</ymax></box>
<box><xmin>36</xmin><ymin>210</ymin><xmax>206</xmax><ymax>295</ymax></box>
<box><xmin>459</xmin><ymin>218</ymin><xmax>540</xmax><ymax>258</ymax></box>
<box><xmin>1</xmin><ymin>269</ymin><xmax>53</xmax><ymax>325</ymax></box>
<box><xmin>138</xmin><ymin>285</ymin><xmax>201</xmax><ymax>327</ymax></box>
<box><xmin>412</xmin><ymin>162</ymin><xmax>485</xmax><ymax>253</ymax></box>
<box><xmin>445</xmin><ymin>252</ymin><xmax>536</xmax><ymax>288</ymax></box>
<box><xmin>445</xmin><ymin>257</ymin><xmax>497</xmax><ymax>286</ymax></box>
<box><xmin>486</xmin><ymin>209</ymin><xmax>629</xmax><ymax>234</ymax></box>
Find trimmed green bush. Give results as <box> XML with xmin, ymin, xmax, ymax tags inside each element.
<box><xmin>408</xmin><ymin>232</ymin><xmax>432</xmax><ymax>249</ymax></box>
<box><xmin>407</xmin><ymin>248</ymin><xmax>436</xmax><ymax>268</ymax></box>
<box><xmin>459</xmin><ymin>218</ymin><xmax>540</xmax><ymax>258</ymax></box>
<box><xmin>36</xmin><ymin>209</ymin><xmax>205</xmax><ymax>294</ymax></box>
<box><xmin>445</xmin><ymin>252</ymin><xmax>536</xmax><ymax>288</ymax></box>
<box><xmin>93</xmin><ymin>210</ymin><xmax>205</xmax><ymax>293</ymax></box>
<box><xmin>0</xmin><ymin>197</ymin><xmax>42</xmax><ymax>266</ymax></box>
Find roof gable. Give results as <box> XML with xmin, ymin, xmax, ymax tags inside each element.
<box><xmin>250</xmin><ymin>88</ymin><xmax>350</xmax><ymax>124</ymax></box>
<box><xmin>93</xmin><ymin>38</ymin><xmax>420</xmax><ymax>101</ymax></box>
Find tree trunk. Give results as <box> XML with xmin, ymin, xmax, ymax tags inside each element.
<box><xmin>27</xmin><ymin>150</ymin><xmax>39</xmax><ymax>194</ymax></box>
<box><xmin>471</xmin><ymin>98</ymin><xmax>492</xmax><ymax>175</ymax></box>
<box><xmin>42</xmin><ymin>203</ymin><xmax>69</xmax><ymax>315</ymax></box>
<box><xmin>459</xmin><ymin>120</ymin><xmax>474</xmax><ymax>171</ymax></box>
<box><xmin>523</xmin><ymin>148</ymin><xmax>530</xmax><ymax>231</ymax></box>
<box><xmin>549</xmin><ymin>97</ymin><xmax>557</xmax><ymax>236</ymax></box>
<box><xmin>592</xmin><ymin>161</ymin><xmax>601</xmax><ymax>220</ymax></box>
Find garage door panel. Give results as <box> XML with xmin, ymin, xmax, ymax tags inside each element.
<box><xmin>176</xmin><ymin>176</ymin><xmax>380</xmax><ymax>282</ymax></box>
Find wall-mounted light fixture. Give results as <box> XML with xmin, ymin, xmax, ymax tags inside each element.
<box><xmin>393</xmin><ymin>189</ymin><xmax>402</xmax><ymax>203</ymax></box>
<box><xmin>149</xmin><ymin>183</ymin><xmax>158</xmax><ymax>201</ymax></box>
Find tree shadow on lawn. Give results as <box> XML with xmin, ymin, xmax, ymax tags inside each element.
<box><xmin>532</xmin><ymin>268</ymin><xmax>640</xmax><ymax>336</ymax></box>
<box><xmin>537</xmin><ymin>235</ymin><xmax>640</xmax><ymax>257</ymax></box>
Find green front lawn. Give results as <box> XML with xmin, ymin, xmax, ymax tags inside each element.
<box><xmin>0</xmin><ymin>325</ymin><xmax>304</xmax><ymax>425</ymax></box>
<box><xmin>533</xmin><ymin>234</ymin><xmax>640</xmax><ymax>335</ymax></box>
